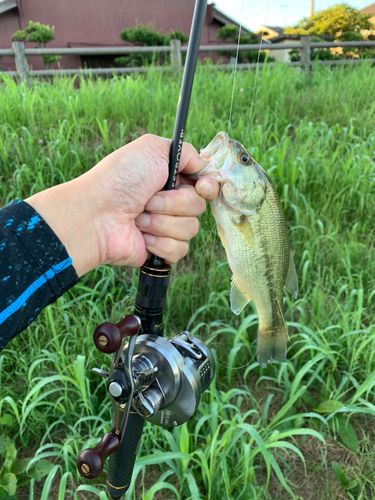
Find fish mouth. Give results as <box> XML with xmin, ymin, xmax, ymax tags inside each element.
<box><xmin>200</xmin><ymin>131</ymin><xmax>229</xmax><ymax>162</ymax></box>
<box><xmin>187</xmin><ymin>132</ymin><xmax>229</xmax><ymax>180</ymax></box>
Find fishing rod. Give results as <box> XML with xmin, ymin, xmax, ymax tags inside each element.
<box><xmin>76</xmin><ymin>1</ymin><xmax>214</xmax><ymax>498</ymax></box>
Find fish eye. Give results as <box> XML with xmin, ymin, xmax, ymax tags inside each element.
<box><xmin>240</xmin><ymin>154</ymin><xmax>250</xmax><ymax>164</ymax></box>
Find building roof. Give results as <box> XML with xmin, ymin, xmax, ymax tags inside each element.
<box><xmin>255</xmin><ymin>25</ymin><xmax>284</xmax><ymax>38</ymax></box>
<box><xmin>0</xmin><ymin>0</ymin><xmax>17</xmax><ymax>14</ymax></box>
<box><xmin>264</xmin><ymin>26</ymin><xmax>284</xmax><ymax>36</ymax></box>
<box><xmin>209</xmin><ymin>3</ymin><xmax>252</xmax><ymax>35</ymax></box>
<box><xmin>360</xmin><ymin>3</ymin><xmax>375</xmax><ymax>15</ymax></box>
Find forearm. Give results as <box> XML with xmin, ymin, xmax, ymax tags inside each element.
<box><xmin>0</xmin><ymin>200</ymin><xmax>78</xmax><ymax>351</ymax></box>
<box><xmin>26</xmin><ymin>173</ymin><xmax>101</xmax><ymax>278</ymax></box>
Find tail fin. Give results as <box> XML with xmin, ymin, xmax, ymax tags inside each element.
<box><xmin>256</xmin><ymin>328</ymin><xmax>288</xmax><ymax>368</ymax></box>
<box><xmin>256</xmin><ymin>300</ymin><xmax>288</xmax><ymax>367</ymax></box>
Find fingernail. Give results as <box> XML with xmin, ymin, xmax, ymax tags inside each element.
<box><xmin>143</xmin><ymin>233</ymin><xmax>156</xmax><ymax>246</ymax></box>
<box><xmin>135</xmin><ymin>213</ymin><xmax>151</xmax><ymax>228</ymax></box>
<box><xmin>145</xmin><ymin>196</ymin><xmax>163</xmax><ymax>212</ymax></box>
<box><xmin>197</xmin><ymin>179</ymin><xmax>214</xmax><ymax>197</ymax></box>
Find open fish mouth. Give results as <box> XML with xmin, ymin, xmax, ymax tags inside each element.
<box><xmin>187</xmin><ymin>132</ymin><xmax>230</xmax><ymax>181</ymax></box>
<box><xmin>200</xmin><ymin>131</ymin><xmax>229</xmax><ymax>162</ymax></box>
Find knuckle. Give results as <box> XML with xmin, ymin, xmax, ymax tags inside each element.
<box><xmin>164</xmin><ymin>239</ymin><xmax>189</xmax><ymax>263</ymax></box>
<box><xmin>198</xmin><ymin>197</ymin><xmax>207</xmax><ymax>213</ymax></box>
<box><xmin>179</xmin><ymin>242</ymin><xmax>189</xmax><ymax>259</ymax></box>
<box><xmin>189</xmin><ymin>218</ymin><xmax>199</xmax><ymax>238</ymax></box>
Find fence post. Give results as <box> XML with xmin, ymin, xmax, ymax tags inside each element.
<box><xmin>300</xmin><ymin>36</ymin><xmax>311</xmax><ymax>70</ymax></box>
<box><xmin>170</xmin><ymin>39</ymin><xmax>182</xmax><ymax>68</ymax></box>
<box><xmin>12</xmin><ymin>41</ymin><xmax>29</xmax><ymax>86</ymax></box>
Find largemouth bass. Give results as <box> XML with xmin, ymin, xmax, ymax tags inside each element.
<box><xmin>190</xmin><ymin>132</ymin><xmax>298</xmax><ymax>367</ymax></box>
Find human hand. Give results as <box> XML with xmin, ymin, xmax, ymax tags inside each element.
<box><xmin>26</xmin><ymin>134</ymin><xmax>219</xmax><ymax>277</ymax></box>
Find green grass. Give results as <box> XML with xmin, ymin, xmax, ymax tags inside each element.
<box><xmin>0</xmin><ymin>62</ymin><xmax>374</xmax><ymax>500</ymax></box>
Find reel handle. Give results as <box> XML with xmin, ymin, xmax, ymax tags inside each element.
<box><xmin>93</xmin><ymin>315</ymin><xmax>140</xmax><ymax>354</ymax></box>
<box><xmin>77</xmin><ymin>432</ymin><xmax>120</xmax><ymax>479</ymax></box>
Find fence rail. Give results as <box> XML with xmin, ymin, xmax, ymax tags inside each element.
<box><xmin>1</xmin><ymin>37</ymin><xmax>374</xmax><ymax>83</ymax></box>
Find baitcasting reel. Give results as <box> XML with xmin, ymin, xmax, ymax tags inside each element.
<box><xmin>77</xmin><ymin>315</ymin><xmax>215</xmax><ymax>482</ymax></box>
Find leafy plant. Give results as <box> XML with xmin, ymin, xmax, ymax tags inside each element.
<box><xmin>42</xmin><ymin>55</ymin><xmax>61</xmax><ymax>70</ymax></box>
<box><xmin>0</xmin><ymin>442</ymin><xmax>53</xmax><ymax>499</ymax></box>
<box><xmin>314</xmin><ymin>400</ymin><xmax>360</xmax><ymax>452</ymax></box>
<box><xmin>285</xmin><ymin>3</ymin><xmax>372</xmax><ymax>36</ymax></box>
<box><xmin>332</xmin><ymin>461</ymin><xmax>359</xmax><ymax>498</ymax></box>
<box><xmin>217</xmin><ymin>25</ymin><xmax>238</xmax><ymax>41</ymax></box>
<box><xmin>11</xmin><ymin>31</ymin><xmax>26</xmax><ymax>42</ymax></box>
<box><xmin>115</xmin><ymin>23</ymin><xmax>188</xmax><ymax>67</ymax></box>
<box><xmin>216</xmin><ymin>24</ymin><xmax>274</xmax><ymax>64</ymax></box>
<box><xmin>11</xmin><ymin>21</ymin><xmax>61</xmax><ymax>69</ymax></box>
<box><xmin>24</xmin><ymin>21</ymin><xmax>55</xmax><ymax>47</ymax></box>
<box><xmin>0</xmin><ymin>63</ymin><xmax>375</xmax><ymax>498</ymax></box>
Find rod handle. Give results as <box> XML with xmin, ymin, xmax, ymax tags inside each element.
<box><xmin>106</xmin><ymin>411</ymin><xmax>145</xmax><ymax>499</ymax></box>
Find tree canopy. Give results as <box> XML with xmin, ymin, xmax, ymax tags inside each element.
<box><xmin>116</xmin><ymin>23</ymin><xmax>188</xmax><ymax>67</ymax></box>
<box><xmin>11</xmin><ymin>21</ymin><xmax>60</xmax><ymax>68</ymax></box>
<box><xmin>216</xmin><ymin>25</ymin><xmax>272</xmax><ymax>63</ymax></box>
<box><xmin>285</xmin><ymin>3</ymin><xmax>372</xmax><ymax>36</ymax></box>
<box><xmin>120</xmin><ymin>23</ymin><xmax>188</xmax><ymax>46</ymax></box>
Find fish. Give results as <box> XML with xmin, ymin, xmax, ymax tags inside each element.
<box><xmin>189</xmin><ymin>132</ymin><xmax>298</xmax><ymax>367</ymax></box>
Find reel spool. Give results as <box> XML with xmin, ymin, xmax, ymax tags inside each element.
<box><xmin>126</xmin><ymin>331</ymin><xmax>214</xmax><ymax>427</ymax></box>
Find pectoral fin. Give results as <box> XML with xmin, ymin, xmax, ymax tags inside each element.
<box><xmin>284</xmin><ymin>250</ymin><xmax>298</xmax><ymax>299</ymax></box>
<box><xmin>230</xmin><ymin>277</ymin><xmax>251</xmax><ymax>315</ymax></box>
<box><xmin>233</xmin><ymin>215</ymin><xmax>254</xmax><ymax>247</ymax></box>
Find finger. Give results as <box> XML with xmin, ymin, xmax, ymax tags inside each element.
<box><xmin>135</xmin><ymin>213</ymin><xmax>199</xmax><ymax>241</ymax></box>
<box><xmin>176</xmin><ymin>174</ymin><xmax>220</xmax><ymax>201</ymax></box>
<box><xmin>195</xmin><ymin>177</ymin><xmax>220</xmax><ymax>201</ymax></box>
<box><xmin>178</xmin><ymin>142</ymin><xmax>207</xmax><ymax>175</ymax></box>
<box><xmin>145</xmin><ymin>185</ymin><xmax>206</xmax><ymax>216</ymax></box>
<box><xmin>143</xmin><ymin>234</ymin><xmax>189</xmax><ymax>264</ymax></box>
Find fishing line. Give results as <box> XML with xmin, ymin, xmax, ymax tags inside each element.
<box><xmin>230</xmin><ymin>0</ymin><xmax>260</xmax><ymax>17</ymax></box>
<box><xmin>197</xmin><ymin>0</ymin><xmax>274</xmax><ymax>372</ymax></box>
<box><xmin>227</xmin><ymin>0</ymin><xmax>245</xmax><ymax>136</ymax></box>
<box><xmin>215</xmin><ymin>0</ymin><xmax>273</xmax><ymax>371</ymax></box>
<box><xmin>190</xmin><ymin>221</ymin><xmax>217</xmax><ymax>322</ymax></box>
<box><xmin>247</xmin><ymin>0</ymin><xmax>271</xmax><ymax>132</ymax></box>
<box><xmin>215</xmin><ymin>352</ymin><xmax>257</xmax><ymax>371</ymax></box>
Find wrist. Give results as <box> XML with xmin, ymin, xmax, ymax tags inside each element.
<box><xmin>25</xmin><ymin>174</ymin><xmax>101</xmax><ymax>277</ymax></box>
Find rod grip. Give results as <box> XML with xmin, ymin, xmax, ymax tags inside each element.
<box><xmin>106</xmin><ymin>411</ymin><xmax>145</xmax><ymax>499</ymax></box>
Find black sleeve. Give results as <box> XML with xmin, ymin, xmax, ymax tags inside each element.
<box><xmin>0</xmin><ymin>200</ymin><xmax>79</xmax><ymax>352</ymax></box>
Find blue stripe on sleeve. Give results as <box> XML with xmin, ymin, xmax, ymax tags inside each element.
<box><xmin>0</xmin><ymin>257</ymin><xmax>73</xmax><ymax>326</ymax></box>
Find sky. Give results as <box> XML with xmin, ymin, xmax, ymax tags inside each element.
<box><xmin>213</xmin><ymin>0</ymin><xmax>372</xmax><ymax>31</ymax></box>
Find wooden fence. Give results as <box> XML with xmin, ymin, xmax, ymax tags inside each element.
<box><xmin>1</xmin><ymin>36</ymin><xmax>375</xmax><ymax>84</ymax></box>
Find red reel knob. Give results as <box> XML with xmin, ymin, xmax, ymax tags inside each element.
<box><xmin>77</xmin><ymin>432</ymin><xmax>120</xmax><ymax>479</ymax></box>
<box><xmin>93</xmin><ymin>315</ymin><xmax>140</xmax><ymax>354</ymax></box>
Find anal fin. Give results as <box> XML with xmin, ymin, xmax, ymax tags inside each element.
<box><xmin>230</xmin><ymin>277</ymin><xmax>250</xmax><ymax>315</ymax></box>
<box><xmin>284</xmin><ymin>250</ymin><xmax>298</xmax><ymax>299</ymax></box>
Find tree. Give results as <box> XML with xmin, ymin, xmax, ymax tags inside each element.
<box><xmin>285</xmin><ymin>3</ymin><xmax>372</xmax><ymax>37</ymax></box>
<box><xmin>115</xmin><ymin>23</ymin><xmax>188</xmax><ymax>67</ymax></box>
<box><xmin>216</xmin><ymin>25</ymin><xmax>273</xmax><ymax>64</ymax></box>
<box><xmin>11</xmin><ymin>21</ymin><xmax>61</xmax><ymax>69</ymax></box>
<box><xmin>24</xmin><ymin>21</ymin><xmax>55</xmax><ymax>46</ymax></box>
